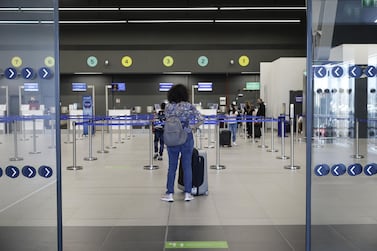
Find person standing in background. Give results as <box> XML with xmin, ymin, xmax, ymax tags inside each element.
<box><xmin>228</xmin><ymin>103</ymin><xmax>239</xmax><ymax>146</ymax></box>
<box><xmin>256</xmin><ymin>98</ymin><xmax>266</xmax><ymax>117</ymax></box>
<box><xmin>161</xmin><ymin>84</ymin><xmax>204</xmax><ymax>202</ymax></box>
<box><xmin>153</xmin><ymin>102</ymin><xmax>166</xmax><ymax>161</ymax></box>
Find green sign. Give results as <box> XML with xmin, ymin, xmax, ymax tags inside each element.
<box><xmin>165</xmin><ymin>241</ymin><xmax>228</xmax><ymax>249</ymax></box>
<box><xmin>245</xmin><ymin>82</ymin><xmax>260</xmax><ymax>90</ymax></box>
<box><xmin>362</xmin><ymin>0</ymin><xmax>377</xmax><ymax>7</ymax></box>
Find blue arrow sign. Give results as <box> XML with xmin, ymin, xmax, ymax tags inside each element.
<box><xmin>0</xmin><ymin>168</ymin><xmax>3</xmax><ymax>177</ymax></box>
<box><xmin>347</xmin><ymin>163</ymin><xmax>363</xmax><ymax>176</ymax></box>
<box><xmin>4</xmin><ymin>67</ymin><xmax>17</xmax><ymax>79</ymax></box>
<box><xmin>21</xmin><ymin>67</ymin><xmax>34</xmax><ymax>79</ymax></box>
<box><xmin>331</xmin><ymin>164</ymin><xmax>346</xmax><ymax>176</ymax></box>
<box><xmin>364</xmin><ymin>163</ymin><xmax>377</xmax><ymax>176</ymax></box>
<box><xmin>331</xmin><ymin>66</ymin><xmax>344</xmax><ymax>78</ymax></box>
<box><xmin>365</xmin><ymin>66</ymin><xmax>376</xmax><ymax>77</ymax></box>
<box><xmin>314</xmin><ymin>66</ymin><xmax>327</xmax><ymax>78</ymax></box>
<box><xmin>314</xmin><ymin>164</ymin><xmax>330</xmax><ymax>176</ymax></box>
<box><xmin>38</xmin><ymin>67</ymin><xmax>53</xmax><ymax>79</ymax></box>
<box><xmin>348</xmin><ymin>65</ymin><xmax>362</xmax><ymax>78</ymax></box>
<box><xmin>38</xmin><ymin>165</ymin><xmax>53</xmax><ymax>178</ymax></box>
<box><xmin>6</xmin><ymin>166</ymin><xmax>20</xmax><ymax>178</ymax></box>
<box><xmin>22</xmin><ymin>165</ymin><xmax>37</xmax><ymax>178</ymax></box>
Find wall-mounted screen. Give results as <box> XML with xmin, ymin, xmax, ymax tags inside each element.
<box><xmin>159</xmin><ymin>82</ymin><xmax>173</xmax><ymax>92</ymax></box>
<box><xmin>198</xmin><ymin>82</ymin><xmax>213</xmax><ymax>91</ymax></box>
<box><xmin>112</xmin><ymin>83</ymin><xmax>126</xmax><ymax>91</ymax></box>
<box><xmin>245</xmin><ymin>82</ymin><xmax>260</xmax><ymax>90</ymax></box>
<box><xmin>24</xmin><ymin>83</ymin><xmax>39</xmax><ymax>92</ymax></box>
<box><xmin>72</xmin><ymin>83</ymin><xmax>87</xmax><ymax>92</ymax></box>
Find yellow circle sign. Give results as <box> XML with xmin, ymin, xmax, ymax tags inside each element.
<box><xmin>163</xmin><ymin>56</ymin><xmax>174</xmax><ymax>67</ymax></box>
<box><xmin>238</xmin><ymin>55</ymin><xmax>250</xmax><ymax>67</ymax></box>
<box><xmin>121</xmin><ymin>56</ymin><xmax>133</xmax><ymax>67</ymax></box>
<box><xmin>11</xmin><ymin>56</ymin><xmax>22</xmax><ymax>67</ymax></box>
<box><xmin>44</xmin><ymin>56</ymin><xmax>55</xmax><ymax>67</ymax></box>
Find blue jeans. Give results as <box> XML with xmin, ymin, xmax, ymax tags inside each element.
<box><xmin>154</xmin><ymin>129</ymin><xmax>164</xmax><ymax>155</ymax></box>
<box><xmin>228</xmin><ymin>123</ymin><xmax>237</xmax><ymax>142</ymax></box>
<box><xmin>166</xmin><ymin>132</ymin><xmax>194</xmax><ymax>194</ymax></box>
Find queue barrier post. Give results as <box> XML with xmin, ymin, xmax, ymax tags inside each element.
<box><xmin>210</xmin><ymin>119</ymin><xmax>226</xmax><ymax>170</ymax></box>
<box><xmin>144</xmin><ymin>119</ymin><xmax>159</xmax><ymax>170</ymax></box>
<box><xmin>106</xmin><ymin>116</ymin><xmax>117</xmax><ymax>149</ymax></box>
<box><xmin>205</xmin><ymin>117</ymin><xmax>215</xmax><ymax>148</ymax></box>
<box><xmin>84</xmin><ymin>119</ymin><xmax>98</xmax><ymax>161</ymax></box>
<box><xmin>258</xmin><ymin>118</ymin><xmax>268</xmax><ymax>148</ymax></box>
<box><xmin>277</xmin><ymin>116</ymin><xmax>289</xmax><ymax>160</ymax></box>
<box><xmin>29</xmin><ymin>117</ymin><xmax>41</xmax><ymax>154</ymax></box>
<box><xmin>48</xmin><ymin>118</ymin><xmax>56</xmax><ymax>149</ymax></box>
<box><xmin>20</xmin><ymin>117</ymin><xmax>29</xmax><ymax>141</ymax></box>
<box><xmin>351</xmin><ymin>120</ymin><xmax>364</xmax><ymax>159</ymax></box>
<box><xmin>10</xmin><ymin>120</ymin><xmax>24</xmax><ymax>161</ymax></box>
<box><xmin>115</xmin><ymin>116</ymin><xmax>124</xmax><ymax>144</ymax></box>
<box><xmin>67</xmin><ymin>121</ymin><xmax>83</xmax><ymax>170</ymax></box>
<box><xmin>97</xmin><ymin>119</ymin><xmax>109</xmax><ymax>154</ymax></box>
<box><xmin>284</xmin><ymin>112</ymin><xmax>300</xmax><ymax>170</ymax></box>
<box><xmin>267</xmin><ymin>118</ymin><xmax>278</xmax><ymax>153</ymax></box>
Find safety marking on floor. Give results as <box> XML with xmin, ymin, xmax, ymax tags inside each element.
<box><xmin>165</xmin><ymin>241</ymin><xmax>228</xmax><ymax>249</ymax></box>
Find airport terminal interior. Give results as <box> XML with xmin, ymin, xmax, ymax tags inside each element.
<box><xmin>1</xmin><ymin>0</ymin><xmax>377</xmax><ymax>251</ymax></box>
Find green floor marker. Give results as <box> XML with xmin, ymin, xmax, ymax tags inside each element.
<box><xmin>165</xmin><ymin>241</ymin><xmax>228</xmax><ymax>249</ymax></box>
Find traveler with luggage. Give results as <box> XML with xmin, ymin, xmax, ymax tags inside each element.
<box><xmin>161</xmin><ymin>84</ymin><xmax>204</xmax><ymax>202</ymax></box>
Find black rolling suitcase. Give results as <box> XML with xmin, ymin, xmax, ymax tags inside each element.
<box><xmin>178</xmin><ymin>148</ymin><xmax>209</xmax><ymax>196</ymax></box>
<box><xmin>219</xmin><ymin>130</ymin><xmax>231</xmax><ymax>147</ymax></box>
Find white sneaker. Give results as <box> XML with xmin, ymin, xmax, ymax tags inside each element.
<box><xmin>184</xmin><ymin>193</ymin><xmax>194</xmax><ymax>201</ymax></box>
<box><xmin>161</xmin><ymin>193</ymin><xmax>174</xmax><ymax>202</ymax></box>
<box><xmin>233</xmin><ymin>142</ymin><xmax>237</xmax><ymax>146</ymax></box>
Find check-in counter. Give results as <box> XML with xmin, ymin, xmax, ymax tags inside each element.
<box><xmin>20</xmin><ymin>104</ymin><xmax>45</xmax><ymax>131</ymax></box>
<box><xmin>108</xmin><ymin>109</ymin><xmax>131</xmax><ymax>130</ymax></box>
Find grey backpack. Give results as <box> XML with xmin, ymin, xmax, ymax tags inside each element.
<box><xmin>163</xmin><ymin>116</ymin><xmax>187</xmax><ymax>146</ymax></box>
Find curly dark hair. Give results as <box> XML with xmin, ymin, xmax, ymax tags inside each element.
<box><xmin>167</xmin><ymin>84</ymin><xmax>189</xmax><ymax>103</ymax></box>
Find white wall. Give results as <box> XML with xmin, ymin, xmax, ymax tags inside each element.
<box><xmin>260</xmin><ymin>57</ymin><xmax>306</xmax><ymax>118</ymax></box>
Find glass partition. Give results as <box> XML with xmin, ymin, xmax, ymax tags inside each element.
<box><xmin>309</xmin><ymin>0</ymin><xmax>377</xmax><ymax>250</ymax></box>
<box><xmin>0</xmin><ymin>1</ymin><xmax>61</xmax><ymax>250</ymax></box>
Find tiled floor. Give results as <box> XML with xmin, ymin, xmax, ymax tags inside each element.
<box><xmin>0</xmin><ymin>125</ymin><xmax>377</xmax><ymax>250</ymax></box>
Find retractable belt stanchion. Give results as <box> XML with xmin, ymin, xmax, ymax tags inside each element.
<box><xmin>115</xmin><ymin>116</ymin><xmax>124</xmax><ymax>144</ymax></box>
<box><xmin>210</xmin><ymin>118</ymin><xmax>225</xmax><ymax>170</ymax></box>
<box><xmin>67</xmin><ymin>121</ymin><xmax>83</xmax><ymax>170</ymax></box>
<box><xmin>258</xmin><ymin>117</ymin><xmax>268</xmax><ymax>148</ymax></box>
<box><xmin>64</xmin><ymin>117</ymin><xmax>73</xmax><ymax>144</ymax></box>
<box><xmin>20</xmin><ymin>117</ymin><xmax>29</xmax><ymax>141</ymax></box>
<box><xmin>267</xmin><ymin>117</ymin><xmax>278</xmax><ymax>152</ymax></box>
<box><xmin>284</xmin><ymin>105</ymin><xmax>300</xmax><ymax>170</ymax></box>
<box><xmin>84</xmin><ymin>119</ymin><xmax>97</xmax><ymax>161</ymax></box>
<box><xmin>29</xmin><ymin>117</ymin><xmax>41</xmax><ymax>154</ymax></box>
<box><xmin>107</xmin><ymin>116</ymin><xmax>116</xmax><ymax>149</ymax></box>
<box><xmin>205</xmin><ymin>116</ymin><xmax>214</xmax><ymax>148</ymax></box>
<box><xmin>10</xmin><ymin>119</ymin><xmax>23</xmax><ymax>161</ymax></box>
<box><xmin>195</xmin><ymin>127</ymin><xmax>202</xmax><ymax>150</ymax></box>
<box><xmin>144</xmin><ymin>119</ymin><xmax>159</xmax><ymax>170</ymax></box>
<box><xmin>277</xmin><ymin>116</ymin><xmax>289</xmax><ymax>160</ymax></box>
<box><xmin>97</xmin><ymin>118</ymin><xmax>109</xmax><ymax>154</ymax></box>
<box><xmin>251</xmin><ymin>118</ymin><xmax>256</xmax><ymax>143</ymax></box>
<box><xmin>48</xmin><ymin>117</ymin><xmax>55</xmax><ymax>149</ymax></box>
<box><xmin>351</xmin><ymin>119</ymin><xmax>364</xmax><ymax>159</ymax></box>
